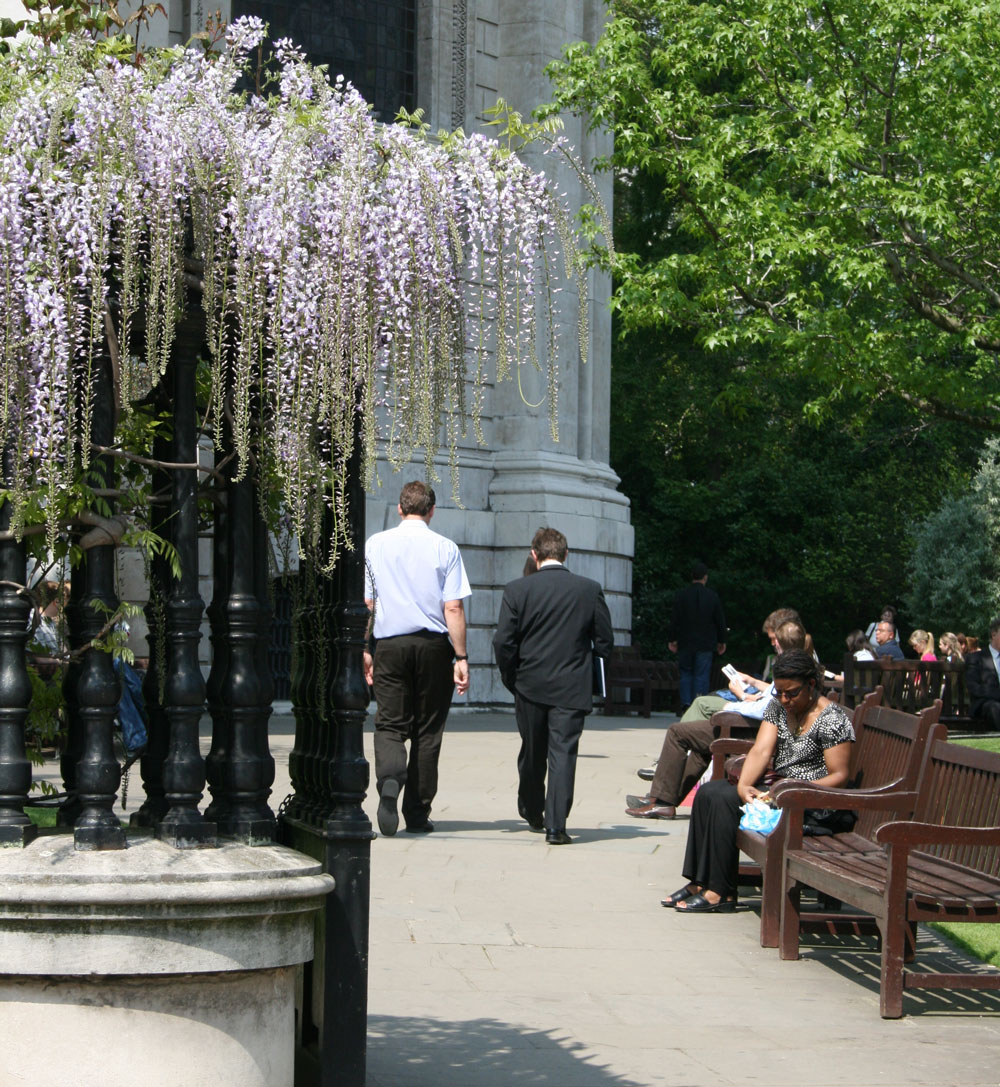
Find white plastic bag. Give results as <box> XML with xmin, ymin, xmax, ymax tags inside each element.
<box><xmin>738</xmin><ymin>797</ymin><xmax>782</xmax><ymax>835</ymax></box>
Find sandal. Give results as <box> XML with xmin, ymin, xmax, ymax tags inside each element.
<box><xmin>661</xmin><ymin>884</ymin><xmax>698</xmax><ymax>908</ymax></box>
<box><xmin>674</xmin><ymin>892</ymin><xmax>737</xmax><ymax>914</ymax></box>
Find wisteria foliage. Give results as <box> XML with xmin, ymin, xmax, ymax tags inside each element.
<box><xmin>0</xmin><ymin>19</ymin><xmax>585</xmax><ymax>563</ymax></box>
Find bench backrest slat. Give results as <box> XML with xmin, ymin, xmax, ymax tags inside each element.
<box><xmin>914</xmin><ymin>739</ymin><xmax>1000</xmax><ymax>877</ymax></box>
<box><xmin>842</xmin><ymin>654</ymin><xmax>970</xmax><ymax>719</ymax></box>
<box><xmin>850</xmin><ymin>700</ymin><xmax>943</xmax><ymax>840</ymax></box>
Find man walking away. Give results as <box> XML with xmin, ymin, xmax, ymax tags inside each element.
<box><xmin>667</xmin><ymin>562</ymin><xmax>726</xmax><ymax>710</ymax></box>
<box><xmin>493</xmin><ymin>527</ymin><xmax>614</xmax><ymax>845</ymax></box>
<box><xmin>364</xmin><ymin>481</ymin><xmax>471</xmax><ymax>836</ymax></box>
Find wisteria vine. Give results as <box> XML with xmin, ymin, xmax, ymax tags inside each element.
<box><xmin>0</xmin><ymin>19</ymin><xmax>587</xmax><ymax>565</ymax></box>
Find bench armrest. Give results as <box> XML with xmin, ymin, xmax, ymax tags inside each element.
<box><xmin>874</xmin><ymin>822</ymin><xmax>1000</xmax><ymax>849</ymax></box>
<box><xmin>776</xmin><ymin>786</ymin><xmax>917</xmax><ymax>851</ymax></box>
<box><xmin>709</xmin><ymin>737</ymin><xmax>754</xmax><ymax>781</ymax></box>
<box><xmin>709</xmin><ymin>737</ymin><xmax>754</xmax><ymax>756</ymax></box>
<box><xmin>773</xmin><ymin>783</ymin><xmax>917</xmax><ymax>812</ymax></box>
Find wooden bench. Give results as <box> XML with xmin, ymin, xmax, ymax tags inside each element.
<box><xmin>602</xmin><ymin>648</ymin><xmax>679</xmax><ymax>716</ymax></box>
<box><xmin>709</xmin><ymin>692</ymin><xmax>945</xmax><ymax>949</ymax></box>
<box><xmin>841</xmin><ymin>654</ymin><xmax>983</xmax><ymax>730</ymax></box>
<box><xmin>778</xmin><ymin>736</ymin><xmax>1000</xmax><ymax>1017</ymax></box>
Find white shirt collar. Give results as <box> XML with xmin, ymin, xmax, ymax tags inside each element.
<box><xmin>538</xmin><ymin>559</ymin><xmax>564</xmax><ymax>568</ymax></box>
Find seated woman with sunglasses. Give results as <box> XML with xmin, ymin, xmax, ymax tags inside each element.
<box><xmin>664</xmin><ymin>649</ymin><xmax>854</xmax><ymax>913</ymax></box>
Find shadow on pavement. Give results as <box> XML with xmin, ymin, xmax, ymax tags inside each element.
<box><xmin>408</xmin><ymin>819</ymin><xmax>674</xmax><ymax>843</ymax></box>
<box><xmin>366</xmin><ymin>1014</ymin><xmax>647</xmax><ymax>1087</ymax></box>
<box><xmin>794</xmin><ymin>927</ymin><xmax>1000</xmax><ymax>1016</ymax></box>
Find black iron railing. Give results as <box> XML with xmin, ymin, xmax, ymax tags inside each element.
<box><xmin>0</xmin><ymin>308</ymin><xmax>372</xmax><ymax>1085</ymax></box>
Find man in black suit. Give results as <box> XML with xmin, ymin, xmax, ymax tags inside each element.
<box><xmin>965</xmin><ymin>618</ymin><xmax>1000</xmax><ymax>729</ymax></box>
<box><xmin>493</xmin><ymin>527</ymin><xmax>614</xmax><ymax>844</ymax></box>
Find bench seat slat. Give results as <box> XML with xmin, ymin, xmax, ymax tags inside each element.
<box><xmin>789</xmin><ymin>847</ymin><xmax>1000</xmax><ymax>913</ymax></box>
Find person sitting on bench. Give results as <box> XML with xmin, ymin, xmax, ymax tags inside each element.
<box><xmin>662</xmin><ymin>649</ymin><xmax>854</xmax><ymax>913</ymax></box>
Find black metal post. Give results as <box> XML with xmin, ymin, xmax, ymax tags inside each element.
<box><xmin>73</xmin><ymin>352</ymin><xmax>126</xmax><ymax>851</ymax></box>
<box><xmin>283</xmin><ymin>569</ymin><xmax>317</xmax><ymax>823</ymax></box>
<box><xmin>216</xmin><ymin>466</ymin><xmax>275</xmax><ymax>842</ymax></box>
<box><xmin>0</xmin><ymin>446</ymin><xmax>37</xmax><ymax>847</ymax></box>
<box><xmin>287</xmin><ymin>557</ymin><xmax>336</xmax><ymax>827</ymax></box>
<box><xmin>157</xmin><ymin>336</ymin><xmax>216</xmax><ymax>847</ymax></box>
<box><xmin>56</xmin><ymin>562</ymin><xmax>85</xmax><ymax>828</ymax></box>
<box><xmin>131</xmin><ymin>428</ymin><xmax>170</xmax><ymax>827</ymax></box>
<box><xmin>204</xmin><ymin>441</ymin><xmax>231</xmax><ymax>826</ymax></box>
<box><xmin>281</xmin><ymin>404</ymin><xmax>372</xmax><ymax>1087</ymax></box>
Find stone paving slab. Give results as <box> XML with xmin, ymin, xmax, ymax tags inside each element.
<box><xmin>36</xmin><ymin>706</ymin><xmax>1000</xmax><ymax>1085</ymax></box>
<box><xmin>331</xmin><ymin>709</ymin><xmax>1000</xmax><ymax>1087</ymax></box>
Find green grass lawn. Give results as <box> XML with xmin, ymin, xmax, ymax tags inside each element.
<box><xmin>25</xmin><ymin>806</ymin><xmax>58</xmax><ymax>828</ymax></box>
<box><xmin>928</xmin><ymin>735</ymin><xmax>1000</xmax><ymax>965</ymax></box>
<box><xmin>950</xmin><ymin>736</ymin><xmax>1000</xmax><ymax>755</ymax></box>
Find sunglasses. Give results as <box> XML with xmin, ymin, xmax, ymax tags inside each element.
<box><xmin>775</xmin><ymin>684</ymin><xmax>809</xmax><ymax>701</ymax></box>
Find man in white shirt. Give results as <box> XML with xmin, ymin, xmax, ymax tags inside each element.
<box><xmin>966</xmin><ymin>618</ymin><xmax>1000</xmax><ymax>730</ymax></box>
<box><xmin>363</xmin><ymin>481</ymin><xmax>471</xmax><ymax>836</ymax></box>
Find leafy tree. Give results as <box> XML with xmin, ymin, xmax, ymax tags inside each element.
<box><xmin>605</xmin><ymin>128</ymin><xmax>983</xmax><ymax>667</ymax></box>
<box><xmin>548</xmin><ymin>0</ymin><xmax>1000</xmax><ymax>430</ymax></box>
<box><xmin>904</xmin><ymin>438</ymin><xmax>1000</xmax><ymax>637</ymax></box>
<box><xmin>618</xmin><ymin>318</ymin><xmax>980</xmax><ymax>666</ymax></box>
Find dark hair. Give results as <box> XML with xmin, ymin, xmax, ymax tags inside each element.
<box><xmin>762</xmin><ymin>607</ymin><xmax>800</xmax><ymax>635</ymax></box>
<box><xmin>690</xmin><ymin>560</ymin><xmax>708</xmax><ymax>580</ymax></box>
<box><xmin>399</xmin><ymin>480</ymin><xmax>435</xmax><ymax>516</ymax></box>
<box><xmin>531</xmin><ymin>527</ymin><xmax>568</xmax><ymax>562</ymax></box>
<box><xmin>772</xmin><ymin>648</ymin><xmax>821</xmax><ymax>686</ymax></box>
<box><xmin>845</xmin><ymin>629</ymin><xmax>875</xmax><ymax>655</ymax></box>
<box><xmin>880</xmin><ymin>604</ymin><xmax>897</xmax><ymax>622</ymax></box>
<box><xmin>37</xmin><ymin>580</ymin><xmax>62</xmax><ymax>609</ymax></box>
<box><xmin>991</xmin><ymin>618</ymin><xmax>1000</xmax><ymax>636</ymax></box>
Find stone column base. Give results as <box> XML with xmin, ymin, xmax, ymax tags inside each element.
<box><xmin>0</xmin><ymin>834</ymin><xmax>335</xmax><ymax>1087</ymax></box>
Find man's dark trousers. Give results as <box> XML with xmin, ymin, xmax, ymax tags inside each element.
<box><xmin>372</xmin><ymin>631</ymin><xmax>454</xmax><ymax>827</ymax></box>
<box><xmin>515</xmin><ymin>694</ymin><xmax>586</xmax><ymax>833</ymax></box>
<box><xmin>678</xmin><ymin>647</ymin><xmax>713</xmax><ymax>706</ymax></box>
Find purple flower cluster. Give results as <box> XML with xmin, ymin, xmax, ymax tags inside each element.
<box><xmin>0</xmin><ymin>20</ymin><xmax>585</xmax><ymax>559</ymax></box>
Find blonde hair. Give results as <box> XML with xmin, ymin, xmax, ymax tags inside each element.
<box><xmin>774</xmin><ymin>620</ymin><xmax>807</xmax><ymax>652</ymax></box>
<box><xmin>939</xmin><ymin>631</ymin><xmax>964</xmax><ymax>661</ymax></box>
<box><xmin>909</xmin><ymin>629</ymin><xmax>933</xmax><ymax>654</ymax></box>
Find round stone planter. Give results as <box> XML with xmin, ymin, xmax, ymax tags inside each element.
<box><xmin>0</xmin><ymin>834</ymin><xmax>334</xmax><ymax>1087</ymax></box>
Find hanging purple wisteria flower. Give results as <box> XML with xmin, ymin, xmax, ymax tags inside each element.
<box><xmin>0</xmin><ymin>19</ymin><xmax>589</xmax><ymax>564</ymax></box>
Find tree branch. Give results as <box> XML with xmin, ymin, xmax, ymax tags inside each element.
<box><xmin>91</xmin><ymin>443</ymin><xmax>226</xmax><ymax>483</ymax></box>
<box><xmin>881</xmin><ymin>245</ymin><xmax>1000</xmax><ymax>352</ymax></box>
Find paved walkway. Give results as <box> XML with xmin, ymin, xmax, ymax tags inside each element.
<box><xmin>269</xmin><ymin>708</ymin><xmax>1000</xmax><ymax>1087</ymax></box>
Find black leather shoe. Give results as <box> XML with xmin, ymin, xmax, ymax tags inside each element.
<box><xmin>377</xmin><ymin>780</ymin><xmax>400</xmax><ymax>836</ymax></box>
<box><xmin>404</xmin><ymin>820</ymin><xmax>435</xmax><ymax>834</ymax></box>
<box><xmin>637</xmin><ymin>765</ymin><xmax>656</xmax><ymax>781</ymax></box>
<box><xmin>545</xmin><ymin>830</ymin><xmax>572</xmax><ymax>845</ymax></box>
<box><xmin>517</xmin><ymin>802</ymin><xmax>544</xmax><ymax>831</ymax></box>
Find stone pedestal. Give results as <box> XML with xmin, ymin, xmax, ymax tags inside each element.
<box><xmin>0</xmin><ymin>834</ymin><xmax>334</xmax><ymax>1087</ymax></box>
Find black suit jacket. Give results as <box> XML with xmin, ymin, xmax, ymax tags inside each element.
<box><xmin>666</xmin><ymin>582</ymin><xmax>726</xmax><ymax>652</ymax></box>
<box><xmin>965</xmin><ymin>650</ymin><xmax>1000</xmax><ymax>715</ymax></box>
<box><xmin>493</xmin><ymin>564</ymin><xmax>614</xmax><ymax>712</ymax></box>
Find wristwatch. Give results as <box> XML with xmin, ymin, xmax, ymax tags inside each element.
<box><xmin>454</xmin><ymin>654</ymin><xmax>468</xmax><ymax>661</ymax></box>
